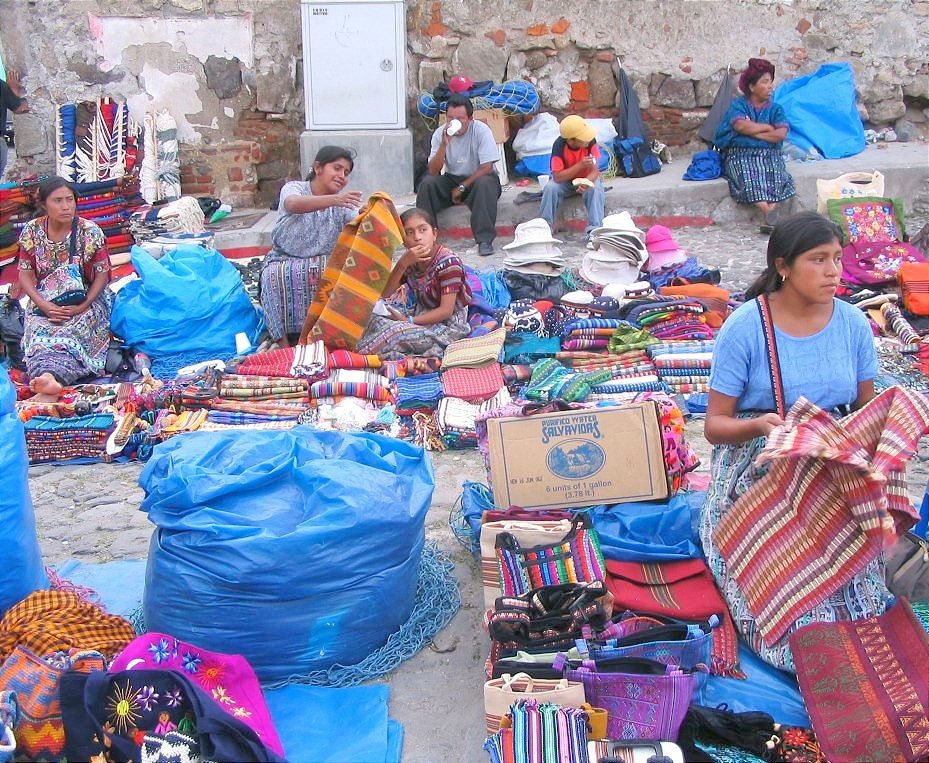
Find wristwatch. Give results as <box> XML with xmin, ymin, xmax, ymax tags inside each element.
<box><xmin>456</xmin><ymin>184</ymin><xmax>467</xmax><ymax>193</ymax></box>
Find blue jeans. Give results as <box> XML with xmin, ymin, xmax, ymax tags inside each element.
<box><xmin>539</xmin><ymin>178</ymin><xmax>605</xmax><ymax>235</ymax></box>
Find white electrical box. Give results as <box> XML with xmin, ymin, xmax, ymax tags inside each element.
<box><xmin>300</xmin><ymin>0</ymin><xmax>407</xmax><ymax>130</ymax></box>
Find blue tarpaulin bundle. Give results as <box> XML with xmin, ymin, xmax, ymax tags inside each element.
<box><xmin>773</xmin><ymin>62</ymin><xmax>865</xmax><ymax>159</ymax></box>
<box><xmin>141</xmin><ymin>428</ymin><xmax>434</xmax><ymax>682</ymax></box>
<box><xmin>0</xmin><ymin>367</ymin><xmax>47</xmax><ymax>616</ymax></box>
<box><xmin>111</xmin><ymin>245</ymin><xmax>263</xmax><ymax>358</ymax></box>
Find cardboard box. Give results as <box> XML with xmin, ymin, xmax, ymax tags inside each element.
<box><xmin>486</xmin><ymin>402</ymin><xmax>669</xmax><ymax>510</ymax></box>
<box><xmin>440</xmin><ymin>107</ymin><xmax>508</xmax><ymax>143</ymax></box>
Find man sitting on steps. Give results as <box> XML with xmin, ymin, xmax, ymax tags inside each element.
<box><xmin>417</xmin><ymin>94</ymin><xmax>501</xmax><ymax>257</ymax></box>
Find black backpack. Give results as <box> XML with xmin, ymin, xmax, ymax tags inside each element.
<box><xmin>614</xmin><ymin>137</ymin><xmax>662</xmax><ymax>178</ymax></box>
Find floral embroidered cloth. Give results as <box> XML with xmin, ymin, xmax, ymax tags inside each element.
<box><xmin>109</xmin><ymin>631</ymin><xmax>283</xmax><ymax>756</ymax></box>
<box><xmin>714</xmin><ymin>386</ymin><xmax>929</xmax><ymax>645</ymax></box>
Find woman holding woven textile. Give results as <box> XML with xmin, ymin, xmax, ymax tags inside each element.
<box><xmin>714</xmin><ymin>58</ymin><xmax>795</xmax><ymax>234</ymax></box>
<box><xmin>259</xmin><ymin>146</ymin><xmax>361</xmax><ymax>346</ymax></box>
<box><xmin>701</xmin><ymin>212</ymin><xmax>888</xmax><ymax>671</ymax></box>
<box><xmin>17</xmin><ymin>177</ymin><xmax>112</xmax><ymax>400</ymax></box>
<box><xmin>357</xmin><ymin>208</ymin><xmax>472</xmax><ymax>359</ymax></box>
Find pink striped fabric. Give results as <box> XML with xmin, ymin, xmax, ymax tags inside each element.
<box><xmin>713</xmin><ymin>386</ymin><xmax>929</xmax><ymax>645</ymax></box>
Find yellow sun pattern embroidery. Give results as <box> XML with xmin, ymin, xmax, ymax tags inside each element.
<box><xmin>106</xmin><ymin>679</ymin><xmax>141</xmax><ymax>734</ymax></box>
<box><xmin>232</xmin><ymin>707</ymin><xmax>252</xmax><ymax>718</ymax></box>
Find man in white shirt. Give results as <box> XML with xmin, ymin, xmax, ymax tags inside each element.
<box><xmin>417</xmin><ymin>95</ymin><xmax>501</xmax><ymax>256</ymax></box>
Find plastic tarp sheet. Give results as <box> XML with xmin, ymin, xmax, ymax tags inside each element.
<box><xmin>111</xmin><ymin>244</ymin><xmax>263</xmax><ymax>357</ymax></box>
<box><xmin>54</xmin><ymin>559</ymin><xmax>146</xmax><ymax>620</ymax></box>
<box><xmin>0</xmin><ymin>367</ymin><xmax>47</xmax><ymax>615</ymax></box>
<box><xmin>141</xmin><ymin>429</ymin><xmax>433</xmax><ymax>682</ymax></box>
<box><xmin>265</xmin><ymin>685</ymin><xmax>402</xmax><ymax>763</ymax></box>
<box><xmin>51</xmin><ymin>560</ymin><xmax>404</xmax><ymax>762</ymax></box>
<box><xmin>773</xmin><ymin>63</ymin><xmax>865</xmax><ymax>159</ymax></box>
<box><xmin>591</xmin><ymin>492</ymin><xmax>704</xmax><ymax>562</ymax></box>
<box><xmin>702</xmin><ymin>643</ymin><xmax>810</xmax><ymax>728</ymax></box>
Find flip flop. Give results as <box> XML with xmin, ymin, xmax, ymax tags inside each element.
<box><xmin>759</xmin><ymin>224</ymin><xmax>774</xmax><ymax>235</ymax></box>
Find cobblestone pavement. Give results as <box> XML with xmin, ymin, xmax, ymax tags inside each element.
<box><xmin>23</xmin><ymin>221</ymin><xmax>929</xmax><ymax>762</ymax></box>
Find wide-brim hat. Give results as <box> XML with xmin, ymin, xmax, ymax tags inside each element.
<box><xmin>590</xmin><ymin>211</ymin><xmax>645</xmax><ymax>240</ymax></box>
<box><xmin>646</xmin><ymin>248</ymin><xmax>689</xmax><ymax>273</ymax></box>
<box><xmin>502</xmin><ymin>218</ymin><xmax>563</xmax><ymax>249</ymax></box>
<box><xmin>579</xmin><ymin>255</ymin><xmax>642</xmax><ymax>286</ymax></box>
<box><xmin>502</xmin><ymin>241</ymin><xmax>566</xmax><ymax>262</ymax></box>
<box><xmin>588</xmin><ymin>240</ymin><xmax>648</xmax><ymax>267</ymax></box>
<box><xmin>503</xmin><ymin>261</ymin><xmax>565</xmax><ymax>276</ymax></box>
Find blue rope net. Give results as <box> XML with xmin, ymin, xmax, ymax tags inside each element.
<box><xmin>417</xmin><ymin>80</ymin><xmax>541</xmax><ymax>127</ymax></box>
<box><xmin>150</xmin><ymin>349</ymin><xmax>226</xmax><ymax>380</ymax></box>
<box><xmin>129</xmin><ymin>541</ymin><xmax>461</xmax><ymax>688</ymax></box>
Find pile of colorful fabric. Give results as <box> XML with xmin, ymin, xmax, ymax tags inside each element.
<box><xmin>394</xmin><ymin>372</ymin><xmax>444</xmax><ymax>414</ymax></box>
<box><xmin>436</xmin><ymin>388</ymin><xmax>511</xmax><ymax>449</ymax></box>
<box><xmin>22</xmin><ymin>413</ymin><xmax>115</xmax><ymax>463</ymax></box>
<box><xmin>55</xmin><ymin>99</ymin><xmax>141</xmax><ymax>184</ymax></box>
<box><xmin>650</xmin><ymin>345</ymin><xmax>714</xmax><ymax>395</ymax></box>
<box><xmin>126</xmin><ymin>196</ymin><xmax>206</xmax><ymax>242</ymax></box>
<box><xmin>625</xmin><ymin>298</ymin><xmax>713</xmax><ymax>342</ymax></box>
<box><xmin>72</xmin><ymin>176</ymin><xmax>145</xmax><ymax>264</ymax></box>
<box><xmin>0</xmin><ymin>180</ymin><xmax>39</xmax><ymax>267</ymax></box>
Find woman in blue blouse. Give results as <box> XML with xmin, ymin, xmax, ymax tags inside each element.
<box><xmin>715</xmin><ymin>58</ymin><xmax>795</xmax><ymax>234</ymax></box>
<box><xmin>701</xmin><ymin>212</ymin><xmax>888</xmax><ymax>672</ymax></box>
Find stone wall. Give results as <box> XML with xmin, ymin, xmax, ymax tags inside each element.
<box><xmin>1</xmin><ymin>0</ymin><xmax>926</xmax><ymax>207</ymax></box>
<box><xmin>408</xmin><ymin>0</ymin><xmax>929</xmax><ymax>153</ymax></box>
<box><xmin>0</xmin><ymin>0</ymin><xmax>303</xmax><ymax>207</ymax></box>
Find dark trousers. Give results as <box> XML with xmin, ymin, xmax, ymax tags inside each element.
<box><xmin>416</xmin><ymin>172</ymin><xmax>501</xmax><ymax>245</ymax></box>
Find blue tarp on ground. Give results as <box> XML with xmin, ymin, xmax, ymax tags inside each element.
<box><xmin>773</xmin><ymin>62</ymin><xmax>865</xmax><ymax>159</ymax></box>
<box><xmin>52</xmin><ymin>559</ymin><xmax>403</xmax><ymax>763</ymax></box>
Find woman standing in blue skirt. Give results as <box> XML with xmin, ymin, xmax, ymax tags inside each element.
<box><xmin>715</xmin><ymin>58</ymin><xmax>795</xmax><ymax>234</ymax></box>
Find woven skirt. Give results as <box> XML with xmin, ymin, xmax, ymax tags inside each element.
<box><xmin>723</xmin><ymin>146</ymin><xmax>795</xmax><ymax>205</ymax></box>
<box><xmin>258</xmin><ymin>254</ymin><xmax>323</xmax><ymax>341</ymax></box>
<box><xmin>698</xmin><ymin>421</ymin><xmax>890</xmax><ymax>673</ymax></box>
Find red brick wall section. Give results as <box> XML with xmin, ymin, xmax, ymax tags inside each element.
<box><xmin>178</xmin><ymin>111</ymin><xmax>301</xmax><ymax>208</ymax></box>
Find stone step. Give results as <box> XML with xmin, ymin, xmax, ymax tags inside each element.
<box><xmin>214</xmin><ymin>141</ymin><xmax>928</xmax><ymax>253</ymax></box>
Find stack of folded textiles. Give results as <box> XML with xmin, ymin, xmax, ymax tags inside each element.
<box><xmin>435</xmin><ymin>388</ymin><xmax>512</xmax><ymax>449</ymax></box>
<box><xmin>72</xmin><ymin>176</ymin><xmax>145</xmax><ymax>262</ymax></box>
<box><xmin>394</xmin><ymin>372</ymin><xmax>443</xmax><ymax>414</ymax></box>
<box><xmin>200</xmin><ymin>410</ymin><xmax>299</xmax><ymax>431</ymax></box>
<box><xmin>208</xmin><ymin>399</ymin><xmax>309</xmax><ymax>417</ymax></box>
<box><xmin>310</xmin><ymin>369</ymin><xmax>392</xmax><ymax>403</ymax></box>
<box><xmin>626</xmin><ymin>298</ymin><xmax>714</xmax><ymax>341</ymax></box>
<box><xmin>558</xmin><ymin>318</ymin><xmax>628</xmax><ymax>351</ymax></box>
<box><xmin>525</xmin><ymin>358</ymin><xmax>614</xmax><ymax>403</ymax></box>
<box><xmin>125</xmin><ymin>196</ymin><xmax>205</xmax><ymax>243</ymax></box>
<box><xmin>651</xmin><ymin>351</ymin><xmax>713</xmax><ymax>394</ymax></box>
<box><xmin>218</xmin><ymin>374</ymin><xmax>309</xmax><ymax>401</ymax></box>
<box><xmin>0</xmin><ymin>180</ymin><xmax>40</xmax><ymax>266</ymax></box>
<box><xmin>23</xmin><ymin>413</ymin><xmax>115</xmax><ymax>463</ymax></box>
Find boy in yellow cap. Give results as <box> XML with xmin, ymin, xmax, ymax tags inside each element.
<box><xmin>539</xmin><ymin>115</ymin><xmax>605</xmax><ymax>248</ymax></box>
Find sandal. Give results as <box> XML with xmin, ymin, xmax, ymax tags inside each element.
<box><xmin>759</xmin><ymin>224</ymin><xmax>774</xmax><ymax>235</ymax></box>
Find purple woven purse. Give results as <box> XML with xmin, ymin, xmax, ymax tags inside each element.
<box><xmin>552</xmin><ymin>654</ymin><xmax>694</xmax><ymax>740</ymax></box>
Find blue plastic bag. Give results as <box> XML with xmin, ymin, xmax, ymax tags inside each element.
<box><xmin>591</xmin><ymin>492</ymin><xmax>704</xmax><ymax>562</ymax></box>
<box><xmin>141</xmin><ymin>428</ymin><xmax>433</xmax><ymax>682</ymax></box>
<box><xmin>111</xmin><ymin>245</ymin><xmax>263</xmax><ymax>357</ymax></box>
<box><xmin>0</xmin><ymin>368</ymin><xmax>47</xmax><ymax>615</ymax></box>
<box><xmin>773</xmin><ymin>63</ymin><xmax>865</xmax><ymax>159</ymax></box>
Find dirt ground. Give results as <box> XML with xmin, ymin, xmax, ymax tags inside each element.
<box><xmin>25</xmin><ymin>221</ymin><xmax>929</xmax><ymax>762</ymax></box>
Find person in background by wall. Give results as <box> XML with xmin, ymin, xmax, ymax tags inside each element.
<box><xmin>259</xmin><ymin>146</ymin><xmax>361</xmax><ymax>347</ymax></box>
<box><xmin>417</xmin><ymin>94</ymin><xmax>501</xmax><ymax>257</ymax></box>
<box><xmin>539</xmin><ymin>115</ymin><xmax>605</xmax><ymax>248</ymax></box>
<box><xmin>714</xmin><ymin>58</ymin><xmax>795</xmax><ymax>235</ymax></box>
<box><xmin>0</xmin><ymin>69</ymin><xmax>29</xmax><ymax>179</ymax></box>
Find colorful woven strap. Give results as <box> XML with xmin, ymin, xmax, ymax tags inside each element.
<box><xmin>756</xmin><ymin>295</ymin><xmax>786</xmax><ymax>418</ymax></box>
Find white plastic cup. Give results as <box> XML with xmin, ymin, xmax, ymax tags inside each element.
<box><xmin>446</xmin><ymin>118</ymin><xmax>462</xmax><ymax>136</ymax></box>
<box><xmin>538</xmin><ymin>174</ymin><xmax>551</xmax><ymax>189</ymax></box>
<box><xmin>235</xmin><ymin>331</ymin><xmax>251</xmax><ymax>354</ymax></box>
